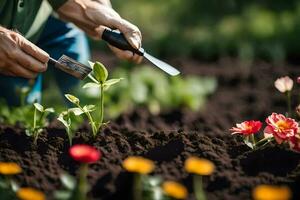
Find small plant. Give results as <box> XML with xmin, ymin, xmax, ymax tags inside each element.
<box><xmin>65</xmin><ymin>61</ymin><xmax>121</xmax><ymax>137</ymax></box>
<box><xmin>274</xmin><ymin>76</ymin><xmax>293</xmax><ymax>116</ymax></box>
<box><xmin>0</xmin><ymin>162</ymin><xmax>20</xmax><ymax>200</ymax></box>
<box><xmin>230</xmin><ymin>75</ymin><xmax>300</xmax><ymax>152</ymax></box>
<box><xmin>252</xmin><ymin>185</ymin><xmax>291</xmax><ymax>200</ymax></box>
<box><xmin>122</xmin><ymin>156</ymin><xmax>155</xmax><ymax>200</ymax></box>
<box><xmin>68</xmin><ymin>144</ymin><xmax>101</xmax><ymax>200</ymax></box>
<box><xmin>230</xmin><ymin>120</ymin><xmax>272</xmax><ymax>149</ymax></box>
<box><xmin>184</xmin><ymin>157</ymin><xmax>215</xmax><ymax>200</ymax></box>
<box><xmin>57</xmin><ymin>110</ymin><xmax>81</xmax><ymax>146</ymax></box>
<box><xmin>17</xmin><ymin>187</ymin><xmax>45</xmax><ymax>200</ymax></box>
<box><xmin>25</xmin><ymin>103</ymin><xmax>54</xmax><ymax>144</ymax></box>
<box><xmin>162</xmin><ymin>181</ymin><xmax>188</xmax><ymax>200</ymax></box>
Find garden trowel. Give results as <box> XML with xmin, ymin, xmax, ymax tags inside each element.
<box><xmin>102</xmin><ymin>29</ymin><xmax>180</xmax><ymax>76</ymax></box>
<box><xmin>48</xmin><ymin>55</ymin><xmax>92</xmax><ymax>80</ymax></box>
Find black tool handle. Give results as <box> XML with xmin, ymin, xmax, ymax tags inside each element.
<box><xmin>102</xmin><ymin>29</ymin><xmax>144</xmax><ymax>56</ymax></box>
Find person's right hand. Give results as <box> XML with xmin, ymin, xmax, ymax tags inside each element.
<box><xmin>0</xmin><ymin>27</ymin><xmax>49</xmax><ymax>79</ymax></box>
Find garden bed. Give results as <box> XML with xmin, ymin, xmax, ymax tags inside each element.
<box><xmin>1</xmin><ymin>59</ymin><xmax>300</xmax><ymax>200</ymax></box>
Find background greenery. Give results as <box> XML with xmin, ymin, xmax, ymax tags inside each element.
<box><xmin>90</xmin><ymin>0</ymin><xmax>300</xmax><ymax>63</ymax></box>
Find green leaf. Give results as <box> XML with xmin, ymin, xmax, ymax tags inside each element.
<box><xmin>68</xmin><ymin>108</ymin><xmax>84</xmax><ymax>116</ymax></box>
<box><xmin>54</xmin><ymin>190</ymin><xmax>72</xmax><ymax>200</ymax></box>
<box><xmin>34</xmin><ymin>103</ymin><xmax>44</xmax><ymax>112</ymax></box>
<box><xmin>82</xmin><ymin>82</ymin><xmax>100</xmax><ymax>89</ymax></box>
<box><xmin>65</xmin><ymin>94</ymin><xmax>79</xmax><ymax>104</ymax></box>
<box><xmin>60</xmin><ymin>173</ymin><xmax>76</xmax><ymax>190</ymax></box>
<box><xmin>57</xmin><ymin>114</ymin><xmax>69</xmax><ymax>128</ymax></box>
<box><xmin>243</xmin><ymin>137</ymin><xmax>254</xmax><ymax>149</ymax></box>
<box><xmin>93</xmin><ymin>61</ymin><xmax>108</xmax><ymax>83</ymax></box>
<box><xmin>45</xmin><ymin>107</ymin><xmax>55</xmax><ymax>113</ymax></box>
<box><xmin>83</xmin><ymin>105</ymin><xmax>96</xmax><ymax>113</ymax></box>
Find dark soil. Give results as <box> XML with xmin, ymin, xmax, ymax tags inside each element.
<box><xmin>1</xmin><ymin>58</ymin><xmax>300</xmax><ymax>200</ymax></box>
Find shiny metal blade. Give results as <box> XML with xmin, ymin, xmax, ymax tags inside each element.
<box><xmin>143</xmin><ymin>52</ymin><xmax>180</xmax><ymax>76</ymax></box>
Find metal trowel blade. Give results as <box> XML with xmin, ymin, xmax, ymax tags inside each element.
<box><xmin>52</xmin><ymin>55</ymin><xmax>92</xmax><ymax>80</ymax></box>
<box><xmin>143</xmin><ymin>52</ymin><xmax>180</xmax><ymax>76</ymax></box>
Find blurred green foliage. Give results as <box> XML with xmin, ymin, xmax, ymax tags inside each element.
<box><xmin>80</xmin><ymin>65</ymin><xmax>217</xmax><ymax>118</ymax></box>
<box><xmin>95</xmin><ymin>0</ymin><xmax>300</xmax><ymax>63</ymax></box>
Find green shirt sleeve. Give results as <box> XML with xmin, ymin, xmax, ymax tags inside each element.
<box><xmin>48</xmin><ymin>0</ymin><xmax>68</xmax><ymax>10</ymax></box>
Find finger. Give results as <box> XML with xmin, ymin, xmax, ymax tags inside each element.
<box><xmin>132</xmin><ymin>53</ymin><xmax>143</xmax><ymax>64</ymax></box>
<box><xmin>16</xmin><ymin>34</ymin><xmax>49</xmax><ymax>63</ymax></box>
<box><xmin>7</xmin><ymin>61</ymin><xmax>37</xmax><ymax>79</ymax></box>
<box><xmin>16</xmin><ymin>50</ymin><xmax>47</xmax><ymax>73</ymax></box>
<box><xmin>108</xmin><ymin>45</ymin><xmax>133</xmax><ymax>60</ymax></box>
<box><xmin>113</xmin><ymin>19</ymin><xmax>142</xmax><ymax>49</ymax></box>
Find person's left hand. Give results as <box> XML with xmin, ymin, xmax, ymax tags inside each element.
<box><xmin>57</xmin><ymin>0</ymin><xmax>143</xmax><ymax>64</ymax></box>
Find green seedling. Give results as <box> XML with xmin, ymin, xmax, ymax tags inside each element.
<box><xmin>57</xmin><ymin>109</ymin><xmax>83</xmax><ymax>146</ymax></box>
<box><xmin>65</xmin><ymin>61</ymin><xmax>121</xmax><ymax>137</ymax></box>
<box><xmin>54</xmin><ymin>173</ymin><xmax>76</xmax><ymax>200</ymax></box>
<box><xmin>25</xmin><ymin>103</ymin><xmax>54</xmax><ymax>144</ymax></box>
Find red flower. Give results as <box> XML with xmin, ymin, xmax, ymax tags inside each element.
<box><xmin>264</xmin><ymin>113</ymin><xmax>299</xmax><ymax>144</ymax></box>
<box><xmin>230</xmin><ymin>120</ymin><xmax>262</xmax><ymax>135</ymax></box>
<box><xmin>69</xmin><ymin>144</ymin><xmax>101</xmax><ymax>164</ymax></box>
<box><xmin>289</xmin><ymin>135</ymin><xmax>300</xmax><ymax>152</ymax></box>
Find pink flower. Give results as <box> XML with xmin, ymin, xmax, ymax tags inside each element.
<box><xmin>274</xmin><ymin>76</ymin><xmax>293</xmax><ymax>93</ymax></box>
<box><xmin>264</xmin><ymin>113</ymin><xmax>299</xmax><ymax>144</ymax></box>
<box><xmin>289</xmin><ymin>134</ymin><xmax>300</xmax><ymax>152</ymax></box>
<box><xmin>297</xmin><ymin>77</ymin><xmax>300</xmax><ymax>84</ymax></box>
<box><xmin>69</xmin><ymin>144</ymin><xmax>101</xmax><ymax>164</ymax></box>
<box><xmin>230</xmin><ymin>120</ymin><xmax>262</xmax><ymax>135</ymax></box>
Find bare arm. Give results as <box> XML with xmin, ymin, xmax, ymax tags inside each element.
<box><xmin>57</xmin><ymin>0</ymin><xmax>142</xmax><ymax>63</ymax></box>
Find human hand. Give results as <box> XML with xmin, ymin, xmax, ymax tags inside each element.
<box><xmin>57</xmin><ymin>0</ymin><xmax>143</xmax><ymax>63</ymax></box>
<box><xmin>0</xmin><ymin>27</ymin><xmax>49</xmax><ymax>78</ymax></box>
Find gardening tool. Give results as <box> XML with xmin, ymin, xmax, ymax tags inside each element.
<box><xmin>48</xmin><ymin>55</ymin><xmax>92</xmax><ymax>80</ymax></box>
<box><xmin>102</xmin><ymin>29</ymin><xmax>180</xmax><ymax>76</ymax></box>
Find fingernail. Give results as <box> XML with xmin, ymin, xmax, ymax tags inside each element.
<box><xmin>130</xmin><ymin>38</ymin><xmax>140</xmax><ymax>49</ymax></box>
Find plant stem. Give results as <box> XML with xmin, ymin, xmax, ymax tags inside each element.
<box><xmin>194</xmin><ymin>175</ymin><xmax>206</xmax><ymax>200</ymax></box>
<box><xmin>133</xmin><ymin>174</ymin><xmax>142</xmax><ymax>200</ymax></box>
<box><xmin>33</xmin><ymin>107</ymin><xmax>38</xmax><ymax>144</ymax></box>
<box><xmin>97</xmin><ymin>85</ymin><xmax>104</xmax><ymax>132</ymax></box>
<box><xmin>287</xmin><ymin>91</ymin><xmax>292</xmax><ymax>117</ymax></box>
<box><xmin>77</xmin><ymin>104</ymin><xmax>97</xmax><ymax>137</ymax></box>
<box><xmin>250</xmin><ymin>134</ymin><xmax>256</xmax><ymax>149</ymax></box>
<box><xmin>77</xmin><ymin>164</ymin><xmax>89</xmax><ymax>200</ymax></box>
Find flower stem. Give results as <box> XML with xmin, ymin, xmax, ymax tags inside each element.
<box><xmin>77</xmin><ymin>164</ymin><xmax>89</xmax><ymax>200</ymax></box>
<box><xmin>287</xmin><ymin>91</ymin><xmax>292</xmax><ymax>117</ymax></box>
<box><xmin>194</xmin><ymin>175</ymin><xmax>206</xmax><ymax>200</ymax></box>
<box><xmin>250</xmin><ymin>134</ymin><xmax>256</xmax><ymax>149</ymax></box>
<box><xmin>133</xmin><ymin>174</ymin><xmax>142</xmax><ymax>200</ymax></box>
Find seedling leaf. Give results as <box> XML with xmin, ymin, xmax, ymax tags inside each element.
<box><xmin>82</xmin><ymin>82</ymin><xmax>100</xmax><ymax>89</ymax></box>
<box><xmin>68</xmin><ymin>108</ymin><xmax>84</xmax><ymax>116</ymax></box>
<box><xmin>93</xmin><ymin>61</ymin><xmax>108</xmax><ymax>83</ymax></box>
<box><xmin>60</xmin><ymin>173</ymin><xmax>76</xmax><ymax>190</ymax></box>
<box><xmin>104</xmin><ymin>78</ymin><xmax>122</xmax><ymax>86</ymax></box>
<box><xmin>65</xmin><ymin>94</ymin><xmax>80</xmax><ymax>104</ymax></box>
<box><xmin>83</xmin><ymin>105</ymin><xmax>96</xmax><ymax>113</ymax></box>
<box><xmin>34</xmin><ymin>103</ymin><xmax>44</xmax><ymax>112</ymax></box>
<box><xmin>45</xmin><ymin>108</ymin><xmax>55</xmax><ymax>113</ymax></box>
<box><xmin>57</xmin><ymin>113</ymin><xmax>69</xmax><ymax>128</ymax></box>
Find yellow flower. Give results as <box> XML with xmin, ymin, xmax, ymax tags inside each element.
<box><xmin>162</xmin><ymin>181</ymin><xmax>188</xmax><ymax>199</ymax></box>
<box><xmin>17</xmin><ymin>187</ymin><xmax>45</xmax><ymax>200</ymax></box>
<box><xmin>184</xmin><ymin>157</ymin><xmax>215</xmax><ymax>175</ymax></box>
<box><xmin>252</xmin><ymin>185</ymin><xmax>291</xmax><ymax>200</ymax></box>
<box><xmin>122</xmin><ymin>156</ymin><xmax>154</xmax><ymax>174</ymax></box>
<box><xmin>0</xmin><ymin>162</ymin><xmax>22</xmax><ymax>175</ymax></box>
